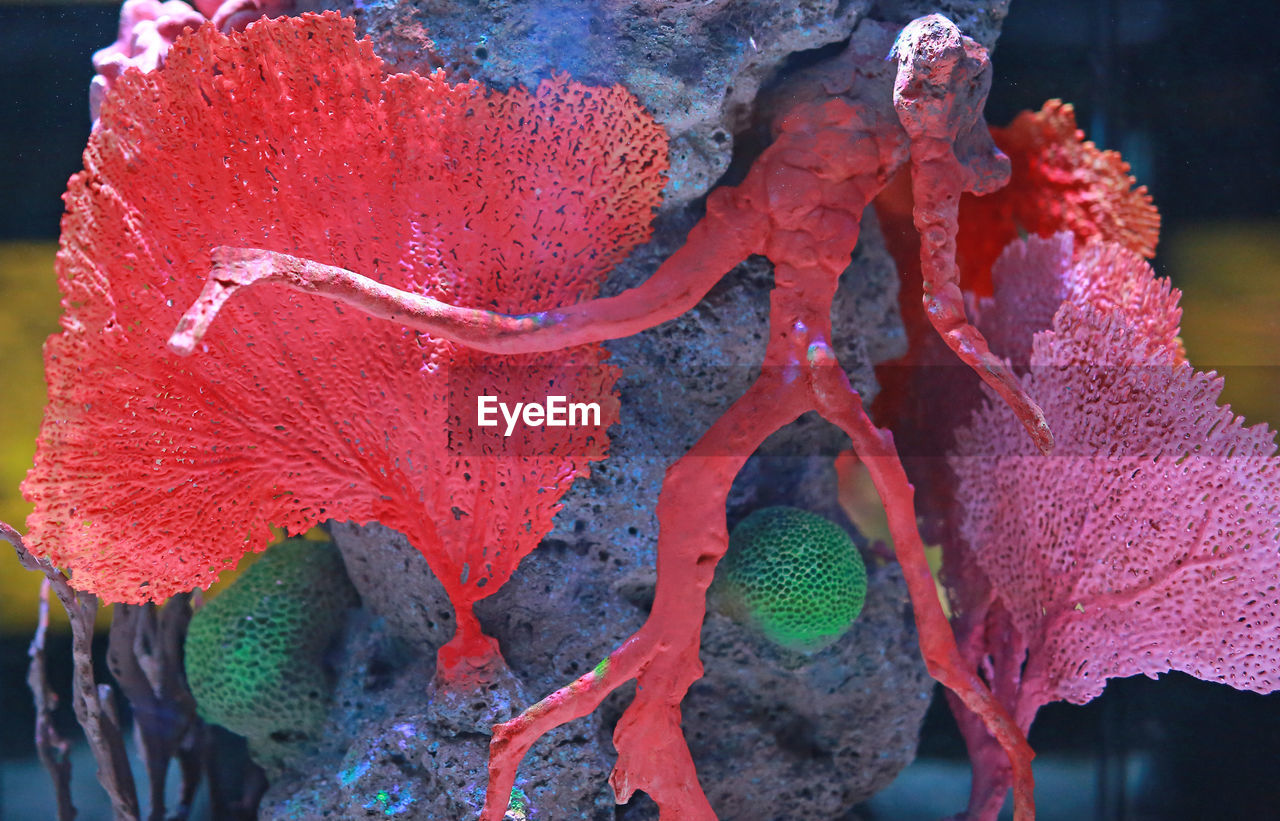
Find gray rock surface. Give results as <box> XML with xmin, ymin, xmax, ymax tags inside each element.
<box><xmin>260</xmin><ymin>611</ymin><xmax>616</xmax><ymax>818</ymax></box>
<box><xmin>683</xmin><ymin>562</ymin><xmax>932</xmax><ymax>818</ymax></box>
<box><xmin>339</xmin><ymin>0</ymin><xmax>1007</xmax><ymax>207</ymax></box>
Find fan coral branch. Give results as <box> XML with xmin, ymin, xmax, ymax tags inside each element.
<box><xmin>891</xmin><ymin>20</ymin><xmax>1052</xmax><ymax>456</ymax></box>
<box><xmin>169</xmin><ymin>200</ymin><xmax>758</xmax><ymax>357</ymax></box>
<box><xmin>2</xmin><ymin>522</ymin><xmax>141</xmax><ymax>821</ymax></box>
<box><xmin>27</xmin><ymin>578</ymin><xmax>75</xmax><ymax>821</ymax></box>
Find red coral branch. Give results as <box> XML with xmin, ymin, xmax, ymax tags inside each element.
<box><xmin>892</xmin><ymin>22</ymin><xmax>1052</xmax><ymax>456</ymax></box>
<box><xmin>168</xmin><ymin>200</ymin><xmax>760</xmax><ymax>356</ymax></box>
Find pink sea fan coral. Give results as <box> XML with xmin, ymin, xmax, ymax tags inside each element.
<box><xmin>954</xmin><ymin>302</ymin><xmax>1280</xmax><ymax>704</ymax></box>
<box><xmin>977</xmin><ymin>232</ymin><xmax>1184</xmax><ymax>365</ymax></box>
<box><xmin>945</xmin><ymin>236</ymin><xmax>1280</xmax><ymax>819</ymax></box>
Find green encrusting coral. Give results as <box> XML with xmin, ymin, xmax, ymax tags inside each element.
<box><xmin>714</xmin><ymin>507</ymin><xmax>867</xmax><ymax>653</ymax></box>
<box><xmin>184</xmin><ymin>537</ymin><xmax>359</xmax><ymax>766</ymax></box>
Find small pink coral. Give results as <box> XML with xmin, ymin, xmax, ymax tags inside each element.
<box><xmin>976</xmin><ymin>232</ymin><xmax>1183</xmax><ymax>364</ymax></box>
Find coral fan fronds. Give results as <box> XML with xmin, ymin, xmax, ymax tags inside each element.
<box><xmin>25</xmin><ymin>13</ymin><xmax>665</xmax><ymax>676</ymax></box>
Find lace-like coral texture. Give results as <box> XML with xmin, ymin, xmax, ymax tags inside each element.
<box><xmin>938</xmin><ymin>234</ymin><xmax>1280</xmax><ymax>821</ymax></box>
<box><xmin>952</xmin><ymin>240</ymin><xmax>1280</xmax><ymax>707</ymax></box>
<box><xmin>24</xmin><ymin>15</ymin><xmax>666</xmax><ymax>671</ymax></box>
<box><xmin>977</xmin><ymin>233</ymin><xmax>1184</xmax><ymax>365</ymax></box>
<box><xmin>89</xmin><ymin>0</ymin><xmax>297</xmax><ymax>121</ymax></box>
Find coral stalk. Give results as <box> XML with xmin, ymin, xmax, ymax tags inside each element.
<box><xmin>891</xmin><ymin>21</ymin><xmax>1052</xmax><ymax>455</ymax></box>
<box><xmin>27</xmin><ymin>578</ymin><xmax>75</xmax><ymax>821</ymax></box>
<box><xmin>169</xmin><ymin>201</ymin><xmax>760</xmax><ymax>358</ymax></box>
<box><xmin>2</xmin><ymin>522</ymin><xmax>140</xmax><ymax>821</ymax></box>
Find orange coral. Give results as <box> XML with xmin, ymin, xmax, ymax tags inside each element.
<box><xmin>956</xmin><ymin>99</ymin><xmax>1161</xmax><ymax>297</ymax></box>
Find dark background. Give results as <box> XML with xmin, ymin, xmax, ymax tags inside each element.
<box><xmin>1</xmin><ymin>1</ymin><xmax>1278</xmax><ymax>819</ymax></box>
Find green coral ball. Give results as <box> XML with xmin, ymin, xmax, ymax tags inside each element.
<box><xmin>715</xmin><ymin>507</ymin><xmax>868</xmax><ymax>653</ymax></box>
<box><xmin>184</xmin><ymin>538</ymin><xmax>358</xmax><ymax>762</ymax></box>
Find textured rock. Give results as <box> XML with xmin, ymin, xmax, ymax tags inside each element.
<box><xmin>344</xmin><ymin>0</ymin><xmax>864</xmax><ymax>206</ymax></box>
<box><xmin>333</xmin><ymin>521</ymin><xmax>457</xmax><ymax>653</ymax></box>
<box><xmin>340</xmin><ymin>0</ymin><xmax>1006</xmax><ymax>207</ymax></box>
<box><xmin>340</xmin><ymin>0</ymin><xmax>1008</xmax><ymax>204</ymax></box>
<box><xmin>689</xmin><ymin>562</ymin><xmax>931</xmax><ymax>818</ymax></box>
<box><xmin>266</xmin><ymin>707</ymin><xmax>613</xmax><ymax>819</ymax></box>
<box><xmin>261</xmin><ymin>610</ymin><xmax>616</xmax><ymax>819</ymax></box>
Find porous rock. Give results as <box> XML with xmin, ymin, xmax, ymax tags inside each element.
<box><xmin>341</xmin><ymin>0</ymin><xmax>1006</xmax><ymax>207</ymax></box>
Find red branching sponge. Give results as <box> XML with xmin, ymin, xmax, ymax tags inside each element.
<box><xmin>24</xmin><ymin>13</ymin><xmax>666</xmax><ymax>674</ymax></box>
<box><xmin>956</xmin><ymin>99</ymin><xmax>1161</xmax><ymax>297</ymax></box>
<box><xmin>947</xmin><ymin>237</ymin><xmax>1280</xmax><ymax>819</ymax></box>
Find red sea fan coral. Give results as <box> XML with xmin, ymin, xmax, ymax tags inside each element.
<box><xmin>956</xmin><ymin>99</ymin><xmax>1161</xmax><ymax>297</ymax></box>
<box><xmin>23</xmin><ymin>13</ymin><xmax>666</xmax><ymax>673</ymax></box>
